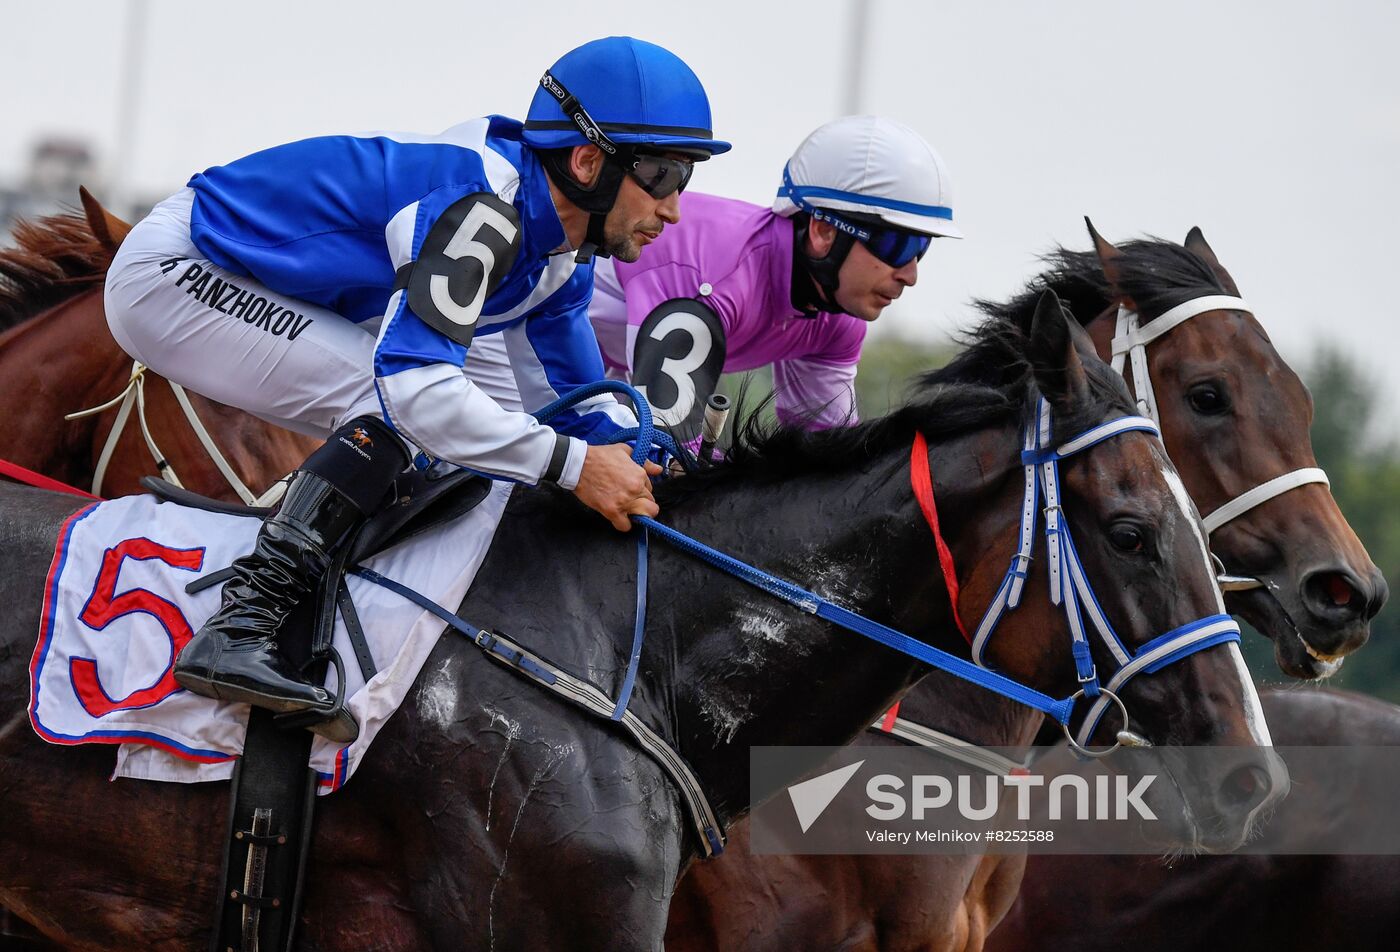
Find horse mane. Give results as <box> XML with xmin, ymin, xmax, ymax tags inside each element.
<box><xmin>0</xmin><ymin>210</ymin><xmax>113</xmax><ymax>332</ymax></box>
<box><xmin>975</xmin><ymin>235</ymin><xmax>1227</xmax><ymax>331</ymax></box>
<box><xmin>660</xmin><ymin>308</ymin><xmax>1134</xmax><ymax>498</ymax></box>
<box><xmin>661</xmin><ymin>235</ymin><xmax>1221</xmax><ymax>496</ymax></box>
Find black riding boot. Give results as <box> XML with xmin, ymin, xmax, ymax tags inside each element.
<box><xmin>174</xmin><ymin>416</ymin><xmax>409</xmax><ymax>721</ymax></box>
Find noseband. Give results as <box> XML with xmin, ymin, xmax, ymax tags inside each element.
<box><xmin>1111</xmin><ymin>296</ymin><xmax>1329</xmax><ymax>588</ymax></box>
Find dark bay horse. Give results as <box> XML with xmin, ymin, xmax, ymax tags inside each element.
<box><xmin>0</xmin><ymin>295</ymin><xmax>1280</xmax><ymax>950</ymax></box>
<box><xmin>1035</xmin><ymin>225</ymin><xmax>1384</xmax><ymax>678</ymax></box>
<box><xmin>665</xmin><ymin>226</ymin><xmax>1380</xmax><ymax>952</ymax></box>
<box><xmin>0</xmin><ymin>195</ymin><xmax>316</xmax><ymax>501</ymax></box>
<box><xmin>988</xmin><ymin>687</ymin><xmax>1400</xmax><ymax>952</ymax></box>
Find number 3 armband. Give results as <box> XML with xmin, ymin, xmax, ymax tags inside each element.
<box><xmin>631</xmin><ymin>297</ymin><xmax>727</xmax><ymax>439</ymax></box>
<box><xmin>396</xmin><ymin>193</ymin><xmax>523</xmax><ymax>347</ymax></box>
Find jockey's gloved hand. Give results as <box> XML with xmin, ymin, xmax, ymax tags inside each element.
<box><xmin>572</xmin><ymin>443</ymin><xmax>662</xmax><ymax>531</ymax></box>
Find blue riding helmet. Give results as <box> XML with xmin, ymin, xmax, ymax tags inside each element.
<box><xmin>523</xmin><ymin>36</ymin><xmax>731</xmax><ymax>158</ymax></box>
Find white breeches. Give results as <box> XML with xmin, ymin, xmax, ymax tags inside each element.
<box><xmin>104</xmin><ymin>188</ymin><xmax>520</xmax><ymax>443</ymax></box>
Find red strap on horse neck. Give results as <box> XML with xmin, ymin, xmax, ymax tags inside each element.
<box><xmin>879</xmin><ymin>434</ymin><xmax>973</xmax><ymax>733</ymax></box>
<box><xmin>0</xmin><ymin>458</ymin><xmax>101</xmax><ymax>499</ymax></box>
<box><xmin>910</xmin><ymin>432</ymin><xmax>969</xmax><ymax>644</ymax></box>
<box><xmin>879</xmin><ymin>705</ymin><xmax>900</xmax><ymax>732</ymax></box>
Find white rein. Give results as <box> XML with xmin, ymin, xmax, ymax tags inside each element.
<box><xmin>65</xmin><ymin>361</ymin><xmax>289</xmax><ymax>506</ymax></box>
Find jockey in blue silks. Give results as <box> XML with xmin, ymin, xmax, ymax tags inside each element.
<box><xmin>104</xmin><ymin>36</ymin><xmax>730</xmax><ymax>734</ymax></box>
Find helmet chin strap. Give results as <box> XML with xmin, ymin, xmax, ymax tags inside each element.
<box><xmin>578</xmin><ymin>210</ymin><xmax>610</xmax><ymax>264</ymax></box>
<box><xmin>791</xmin><ymin>215</ymin><xmax>856</xmax><ymax>316</ymax></box>
<box><xmin>540</xmin><ymin>149</ymin><xmax>628</xmax><ymax>263</ymax></box>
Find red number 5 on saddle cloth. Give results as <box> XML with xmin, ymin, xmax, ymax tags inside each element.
<box><xmin>28</xmin><ymin>488</ymin><xmax>510</xmax><ymax>792</ymax></box>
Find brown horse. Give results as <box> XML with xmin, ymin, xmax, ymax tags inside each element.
<box><xmin>987</xmin><ymin>686</ymin><xmax>1400</xmax><ymax>952</ymax></box>
<box><xmin>1073</xmin><ymin>226</ymin><xmax>1383</xmax><ymax>678</ymax></box>
<box><xmin>664</xmin><ymin>227</ymin><xmax>1383</xmax><ymax>952</ymax></box>
<box><xmin>0</xmin><ymin>192</ymin><xmax>316</xmax><ymax>501</ymax></box>
<box><xmin>0</xmin><ymin>293</ymin><xmax>1281</xmax><ymax>950</ymax></box>
<box><xmin>0</xmin><ymin>194</ymin><xmax>316</xmax><ymax>950</ymax></box>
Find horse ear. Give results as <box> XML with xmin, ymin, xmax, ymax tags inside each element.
<box><xmin>1184</xmin><ymin>226</ymin><xmax>1243</xmax><ymax>295</ymax></box>
<box><xmin>79</xmin><ymin>186</ymin><xmax>133</xmax><ymax>256</ymax></box>
<box><xmin>1084</xmin><ymin>217</ymin><xmax>1137</xmax><ymax>310</ymax></box>
<box><xmin>1027</xmin><ymin>289</ymin><xmax>1093</xmax><ymax>409</ymax></box>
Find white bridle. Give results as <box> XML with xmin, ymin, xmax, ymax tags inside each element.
<box><xmin>65</xmin><ymin>360</ymin><xmax>290</xmax><ymax>505</ymax></box>
<box><xmin>1110</xmin><ymin>295</ymin><xmax>1330</xmax><ymax>589</ymax></box>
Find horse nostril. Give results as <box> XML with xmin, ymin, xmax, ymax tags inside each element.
<box><xmin>1302</xmin><ymin>570</ymin><xmax>1368</xmax><ymax>620</ymax></box>
<box><xmin>1324</xmin><ymin>575</ymin><xmax>1356</xmax><ymax>607</ymax></box>
<box><xmin>1221</xmin><ymin>764</ymin><xmax>1272</xmax><ymax>813</ymax></box>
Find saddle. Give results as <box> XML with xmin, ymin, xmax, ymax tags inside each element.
<box><xmin>141</xmin><ymin>466</ymin><xmax>492</xmax><ymax>952</ymax></box>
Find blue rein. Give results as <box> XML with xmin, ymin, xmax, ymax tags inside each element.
<box><xmin>529</xmin><ymin>382</ymin><xmax>1077</xmax><ymax>724</ymax></box>
<box><xmin>359</xmin><ymin>382</ymin><xmax>1236</xmax><ymax>743</ymax></box>
<box><xmin>632</xmin><ymin>513</ymin><xmax>1077</xmax><ymax>724</ymax></box>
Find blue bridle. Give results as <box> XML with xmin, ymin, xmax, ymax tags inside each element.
<box><xmin>968</xmin><ymin>398</ymin><xmax>1241</xmax><ymax>750</ymax></box>
<box><xmin>360</xmin><ymin>382</ymin><xmax>1240</xmax><ymax>760</ymax></box>
<box><xmin>540</xmin><ymin>384</ymin><xmax>1239</xmax><ymax>748</ymax></box>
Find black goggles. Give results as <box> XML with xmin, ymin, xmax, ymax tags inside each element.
<box><xmin>538</xmin><ymin>72</ymin><xmax>693</xmax><ymax>199</ymax></box>
<box><xmin>813</xmin><ymin>209</ymin><xmax>932</xmax><ymax>268</ymax></box>
<box><xmin>627</xmin><ymin>151</ymin><xmax>694</xmax><ymax>199</ymax></box>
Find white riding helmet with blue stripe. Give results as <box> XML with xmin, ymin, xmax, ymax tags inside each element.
<box><xmin>774</xmin><ymin>116</ymin><xmax>963</xmax><ymax>239</ymax></box>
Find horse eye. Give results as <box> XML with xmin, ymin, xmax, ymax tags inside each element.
<box><xmin>1187</xmin><ymin>382</ymin><xmax>1230</xmax><ymax>415</ymax></box>
<box><xmin>1109</xmin><ymin>523</ymin><xmax>1146</xmax><ymax>553</ymax></box>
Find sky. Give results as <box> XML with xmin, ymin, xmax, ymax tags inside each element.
<box><xmin>5</xmin><ymin>0</ymin><xmax>1398</xmax><ymax>434</ymax></box>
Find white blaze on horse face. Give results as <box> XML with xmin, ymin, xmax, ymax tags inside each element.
<box><xmin>1227</xmin><ymin>642</ymin><xmax>1275</xmax><ymax>747</ymax></box>
<box><xmin>1161</xmin><ymin>466</ymin><xmax>1225</xmax><ymax>614</ymax></box>
<box><xmin>1161</xmin><ymin>463</ymin><xmax>1272</xmax><ymax>746</ymax></box>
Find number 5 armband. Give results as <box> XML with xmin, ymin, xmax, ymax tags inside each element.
<box><xmin>395</xmin><ymin>193</ymin><xmax>523</xmax><ymax>347</ymax></box>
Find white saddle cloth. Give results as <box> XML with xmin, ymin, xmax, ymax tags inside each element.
<box><xmin>28</xmin><ymin>484</ymin><xmax>511</xmax><ymax>793</ymax></box>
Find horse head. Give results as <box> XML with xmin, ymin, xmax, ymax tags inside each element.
<box><xmin>0</xmin><ymin>198</ymin><xmax>317</xmax><ymax>501</ymax></box>
<box><xmin>948</xmin><ymin>290</ymin><xmax>1286</xmax><ymax>850</ymax></box>
<box><xmin>1079</xmin><ymin>223</ymin><xmax>1385</xmax><ymax>678</ymax></box>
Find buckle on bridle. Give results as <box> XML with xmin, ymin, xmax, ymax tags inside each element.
<box><xmin>1062</xmin><ymin>686</ymin><xmax>1132</xmax><ymax>759</ymax></box>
